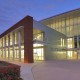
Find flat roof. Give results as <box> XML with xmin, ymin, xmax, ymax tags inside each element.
<box><xmin>40</xmin><ymin>8</ymin><xmax>80</xmax><ymax>22</ymax></box>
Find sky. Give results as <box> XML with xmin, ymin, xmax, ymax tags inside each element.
<box><xmin>0</xmin><ymin>0</ymin><xmax>80</xmax><ymax>34</ymax></box>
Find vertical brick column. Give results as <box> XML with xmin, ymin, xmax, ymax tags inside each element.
<box><xmin>24</xmin><ymin>16</ymin><xmax>33</xmax><ymax>63</ymax></box>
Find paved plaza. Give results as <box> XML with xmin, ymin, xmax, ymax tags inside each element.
<box><xmin>1</xmin><ymin>60</ymin><xmax>80</xmax><ymax>80</ymax></box>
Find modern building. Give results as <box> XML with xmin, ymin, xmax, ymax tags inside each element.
<box><xmin>41</xmin><ymin>8</ymin><xmax>80</xmax><ymax>60</ymax></box>
<box><xmin>0</xmin><ymin>8</ymin><xmax>80</xmax><ymax>63</ymax></box>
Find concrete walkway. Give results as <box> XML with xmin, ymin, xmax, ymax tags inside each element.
<box><xmin>32</xmin><ymin>60</ymin><xmax>80</xmax><ymax>80</ymax></box>
<box><xmin>1</xmin><ymin>59</ymin><xmax>80</xmax><ymax>80</ymax></box>
<box><xmin>0</xmin><ymin>59</ymin><xmax>35</xmax><ymax>80</ymax></box>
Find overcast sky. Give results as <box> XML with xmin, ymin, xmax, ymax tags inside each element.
<box><xmin>0</xmin><ymin>0</ymin><xmax>80</xmax><ymax>34</ymax></box>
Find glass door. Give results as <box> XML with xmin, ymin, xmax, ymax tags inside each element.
<box><xmin>67</xmin><ymin>51</ymin><xmax>72</xmax><ymax>59</ymax></box>
<box><xmin>33</xmin><ymin>48</ymin><xmax>44</xmax><ymax>61</ymax></box>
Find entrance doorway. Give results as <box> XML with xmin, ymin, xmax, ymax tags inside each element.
<box><xmin>67</xmin><ymin>51</ymin><xmax>77</xmax><ymax>59</ymax></box>
<box><xmin>33</xmin><ymin>48</ymin><xmax>44</xmax><ymax>61</ymax></box>
<box><xmin>33</xmin><ymin>43</ymin><xmax>44</xmax><ymax>61</ymax></box>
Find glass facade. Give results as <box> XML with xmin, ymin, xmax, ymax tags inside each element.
<box><xmin>43</xmin><ymin>15</ymin><xmax>80</xmax><ymax>37</ymax></box>
<box><xmin>0</xmin><ymin>9</ymin><xmax>80</xmax><ymax>62</ymax></box>
<box><xmin>42</xmin><ymin>10</ymin><xmax>80</xmax><ymax>59</ymax></box>
<box><xmin>33</xmin><ymin>28</ymin><xmax>44</xmax><ymax>41</ymax></box>
<box><xmin>0</xmin><ymin>27</ymin><xmax>44</xmax><ymax>62</ymax></box>
<box><xmin>0</xmin><ymin>27</ymin><xmax>24</xmax><ymax>62</ymax></box>
<box><xmin>33</xmin><ymin>28</ymin><xmax>44</xmax><ymax>61</ymax></box>
<box><xmin>33</xmin><ymin>44</ymin><xmax>44</xmax><ymax>61</ymax></box>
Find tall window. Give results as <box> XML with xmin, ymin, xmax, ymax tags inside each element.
<box><xmin>78</xmin><ymin>35</ymin><xmax>80</xmax><ymax>48</ymax></box>
<box><xmin>10</xmin><ymin>33</ymin><xmax>12</xmax><ymax>45</ymax></box>
<box><xmin>67</xmin><ymin>38</ymin><xmax>73</xmax><ymax>48</ymax></box>
<box><xmin>14</xmin><ymin>32</ymin><xmax>18</xmax><ymax>44</ymax></box>
<box><xmin>74</xmin><ymin>36</ymin><xmax>77</xmax><ymax>48</ymax></box>
<box><xmin>33</xmin><ymin>32</ymin><xmax>44</xmax><ymax>41</ymax></box>
<box><xmin>6</xmin><ymin>36</ymin><xmax>8</xmax><ymax>46</ymax></box>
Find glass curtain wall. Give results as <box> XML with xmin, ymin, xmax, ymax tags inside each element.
<box><xmin>42</xmin><ymin>12</ymin><xmax>80</xmax><ymax>59</ymax></box>
<box><xmin>33</xmin><ymin>28</ymin><xmax>44</xmax><ymax>61</ymax></box>
<box><xmin>0</xmin><ymin>27</ymin><xmax>24</xmax><ymax>62</ymax></box>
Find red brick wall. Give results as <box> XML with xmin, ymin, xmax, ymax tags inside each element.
<box><xmin>24</xmin><ymin>16</ymin><xmax>33</xmax><ymax>63</ymax></box>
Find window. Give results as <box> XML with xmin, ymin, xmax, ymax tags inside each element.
<box><xmin>67</xmin><ymin>38</ymin><xmax>73</xmax><ymax>48</ymax></box>
<box><xmin>62</xmin><ymin>20</ymin><xmax>65</xmax><ymax>27</ymax></box>
<box><xmin>61</xmin><ymin>38</ymin><xmax>65</xmax><ymax>47</ymax></box>
<box><xmin>73</xmin><ymin>17</ymin><xmax>78</xmax><ymax>25</ymax></box>
<box><xmin>6</xmin><ymin>35</ymin><xmax>8</xmax><ymax>46</ymax></box>
<box><xmin>78</xmin><ymin>35</ymin><xmax>80</xmax><ymax>48</ymax></box>
<box><xmin>14</xmin><ymin>32</ymin><xmax>18</xmax><ymax>44</ymax></box>
<box><xmin>66</xmin><ymin>18</ymin><xmax>70</xmax><ymax>26</ymax></box>
<box><xmin>78</xmin><ymin>17</ymin><xmax>80</xmax><ymax>24</ymax></box>
<box><xmin>10</xmin><ymin>33</ymin><xmax>12</xmax><ymax>45</ymax></box>
<box><xmin>33</xmin><ymin>32</ymin><xmax>43</xmax><ymax>41</ymax></box>
<box><xmin>74</xmin><ymin>36</ymin><xmax>77</xmax><ymax>48</ymax></box>
<box><xmin>70</xmin><ymin>18</ymin><xmax>73</xmax><ymax>25</ymax></box>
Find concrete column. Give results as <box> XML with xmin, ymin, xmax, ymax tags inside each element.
<box><xmin>1</xmin><ymin>38</ymin><xmax>3</xmax><ymax>58</ymax></box>
<box><xmin>8</xmin><ymin>35</ymin><xmax>10</xmax><ymax>60</ymax></box>
<box><xmin>12</xmin><ymin>32</ymin><xmax>15</xmax><ymax>60</ymax></box>
<box><xmin>4</xmin><ymin>37</ymin><xmax>6</xmax><ymax>59</ymax></box>
<box><xmin>18</xmin><ymin>31</ymin><xmax>21</xmax><ymax>62</ymax></box>
<box><xmin>2</xmin><ymin>38</ymin><xmax>3</xmax><ymax>58</ymax></box>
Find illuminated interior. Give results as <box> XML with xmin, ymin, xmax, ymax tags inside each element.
<box><xmin>0</xmin><ymin>9</ymin><xmax>80</xmax><ymax>62</ymax></box>
<box><xmin>33</xmin><ymin>43</ymin><xmax>44</xmax><ymax>61</ymax></box>
<box><xmin>67</xmin><ymin>51</ymin><xmax>72</xmax><ymax>59</ymax></box>
<box><xmin>61</xmin><ymin>38</ymin><xmax>65</xmax><ymax>47</ymax></box>
<box><xmin>0</xmin><ymin>27</ymin><xmax>24</xmax><ymax>62</ymax></box>
<box><xmin>33</xmin><ymin>28</ymin><xmax>44</xmax><ymax>61</ymax></box>
<box><xmin>42</xmin><ymin>10</ymin><xmax>80</xmax><ymax>60</ymax></box>
<box><xmin>21</xmin><ymin>46</ymin><xmax>24</xmax><ymax>61</ymax></box>
<box><xmin>67</xmin><ymin>38</ymin><xmax>73</xmax><ymax>48</ymax></box>
<box><xmin>67</xmin><ymin>51</ymin><xmax>78</xmax><ymax>59</ymax></box>
<box><xmin>33</xmin><ymin>28</ymin><xmax>44</xmax><ymax>41</ymax></box>
<box><xmin>0</xmin><ymin>27</ymin><xmax>44</xmax><ymax>62</ymax></box>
